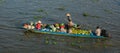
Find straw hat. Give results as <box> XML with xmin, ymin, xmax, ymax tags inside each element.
<box><xmin>38</xmin><ymin>20</ymin><xmax>41</xmax><ymax>23</ymax></box>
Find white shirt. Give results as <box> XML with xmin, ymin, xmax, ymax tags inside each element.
<box><xmin>95</xmin><ymin>28</ymin><xmax>101</xmax><ymax>36</ymax></box>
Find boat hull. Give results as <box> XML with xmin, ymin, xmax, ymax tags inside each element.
<box><xmin>28</xmin><ymin>29</ymin><xmax>106</xmax><ymax>38</ymax></box>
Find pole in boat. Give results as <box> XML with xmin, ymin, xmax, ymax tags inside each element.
<box><xmin>66</xmin><ymin>13</ymin><xmax>72</xmax><ymax>21</ymax></box>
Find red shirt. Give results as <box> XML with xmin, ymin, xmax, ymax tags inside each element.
<box><xmin>36</xmin><ymin>23</ymin><xmax>41</xmax><ymax>30</ymax></box>
<box><xmin>60</xmin><ymin>26</ymin><xmax>65</xmax><ymax>29</ymax></box>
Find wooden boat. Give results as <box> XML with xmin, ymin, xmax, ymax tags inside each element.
<box><xmin>27</xmin><ymin>29</ymin><xmax>107</xmax><ymax>38</ymax></box>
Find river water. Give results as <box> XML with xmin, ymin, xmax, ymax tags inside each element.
<box><xmin>0</xmin><ymin>0</ymin><xmax>120</xmax><ymax>53</ymax></box>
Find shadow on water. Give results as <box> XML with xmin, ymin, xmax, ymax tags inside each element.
<box><xmin>23</xmin><ymin>30</ymin><xmax>43</xmax><ymax>39</ymax></box>
<box><xmin>23</xmin><ymin>30</ymin><xmax>113</xmax><ymax>49</ymax></box>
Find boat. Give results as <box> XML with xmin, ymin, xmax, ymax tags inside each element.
<box><xmin>26</xmin><ymin>29</ymin><xmax>107</xmax><ymax>38</ymax></box>
<box><xmin>23</xmin><ymin>21</ymin><xmax>109</xmax><ymax>39</ymax></box>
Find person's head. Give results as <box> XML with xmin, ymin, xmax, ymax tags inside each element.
<box><xmin>96</xmin><ymin>26</ymin><xmax>100</xmax><ymax>29</ymax></box>
<box><xmin>24</xmin><ymin>23</ymin><xmax>28</xmax><ymax>26</ymax></box>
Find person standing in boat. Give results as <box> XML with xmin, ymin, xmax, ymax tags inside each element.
<box><xmin>36</xmin><ymin>20</ymin><xmax>42</xmax><ymax>30</ymax></box>
<box><xmin>66</xmin><ymin>13</ymin><xmax>74</xmax><ymax>33</ymax></box>
<box><xmin>95</xmin><ymin>26</ymin><xmax>101</xmax><ymax>36</ymax></box>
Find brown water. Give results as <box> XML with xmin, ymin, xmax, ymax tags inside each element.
<box><xmin>0</xmin><ymin>0</ymin><xmax>120</xmax><ymax>53</ymax></box>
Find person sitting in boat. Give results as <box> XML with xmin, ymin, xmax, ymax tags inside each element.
<box><xmin>23</xmin><ymin>22</ymin><xmax>35</xmax><ymax>29</ymax></box>
<box><xmin>41</xmin><ymin>24</ymin><xmax>51</xmax><ymax>31</ymax></box>
<box><xmin>45</xmin><ymin>24</ymin><xmax>51</xmax><ymax>29</ymax></box>
<box><xmin>28</xmin><ymin>21</ymin><xmax>35</xmax><ymax>29</ymax></box>
<box><xmin>55</xmin><ymin>23</ymin><xmax>60</xmax><ymax>32</ymax></box>
<box><xmin>50</xmin><ymin>24</ymin><xmax>56</xmax><ymax>32</ymax></box>
<box><xmin>35</xmin><ymin>20</ymin><xmax>42</xmax><ymax>30</ymax></box>
<box><xmin>60</xmin><ymin>23</ymin><xmax>66</xmax><ymax>32</ymax></box>
<box><xmin>40</xmin><ymin>24</ymin><xmax>47</xmax><ymax>31</ymax></box>
<box><xmin>23</xmin><ymin>23</ymin><xmax>29</xmax><ymax>29</ymax></box>
<box><xmin>95</xmin><ymin>26</ymin><xmax>101</xmax><ymax>36</ymax></box>
<box><xmin>101</xmin><ymin>29</ymin><xmax>111</xmax><ymax>37</ymax></box>
<box><xmin>41</xmin><ymin>24</ymin><xmax>47</xmax><ymax>29</ymax></box>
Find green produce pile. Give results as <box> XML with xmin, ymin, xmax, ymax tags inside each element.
<box><xmin>71</xmin><ymin>28</ymin><xmax>91</xmax><ymax>35</ymax></box>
